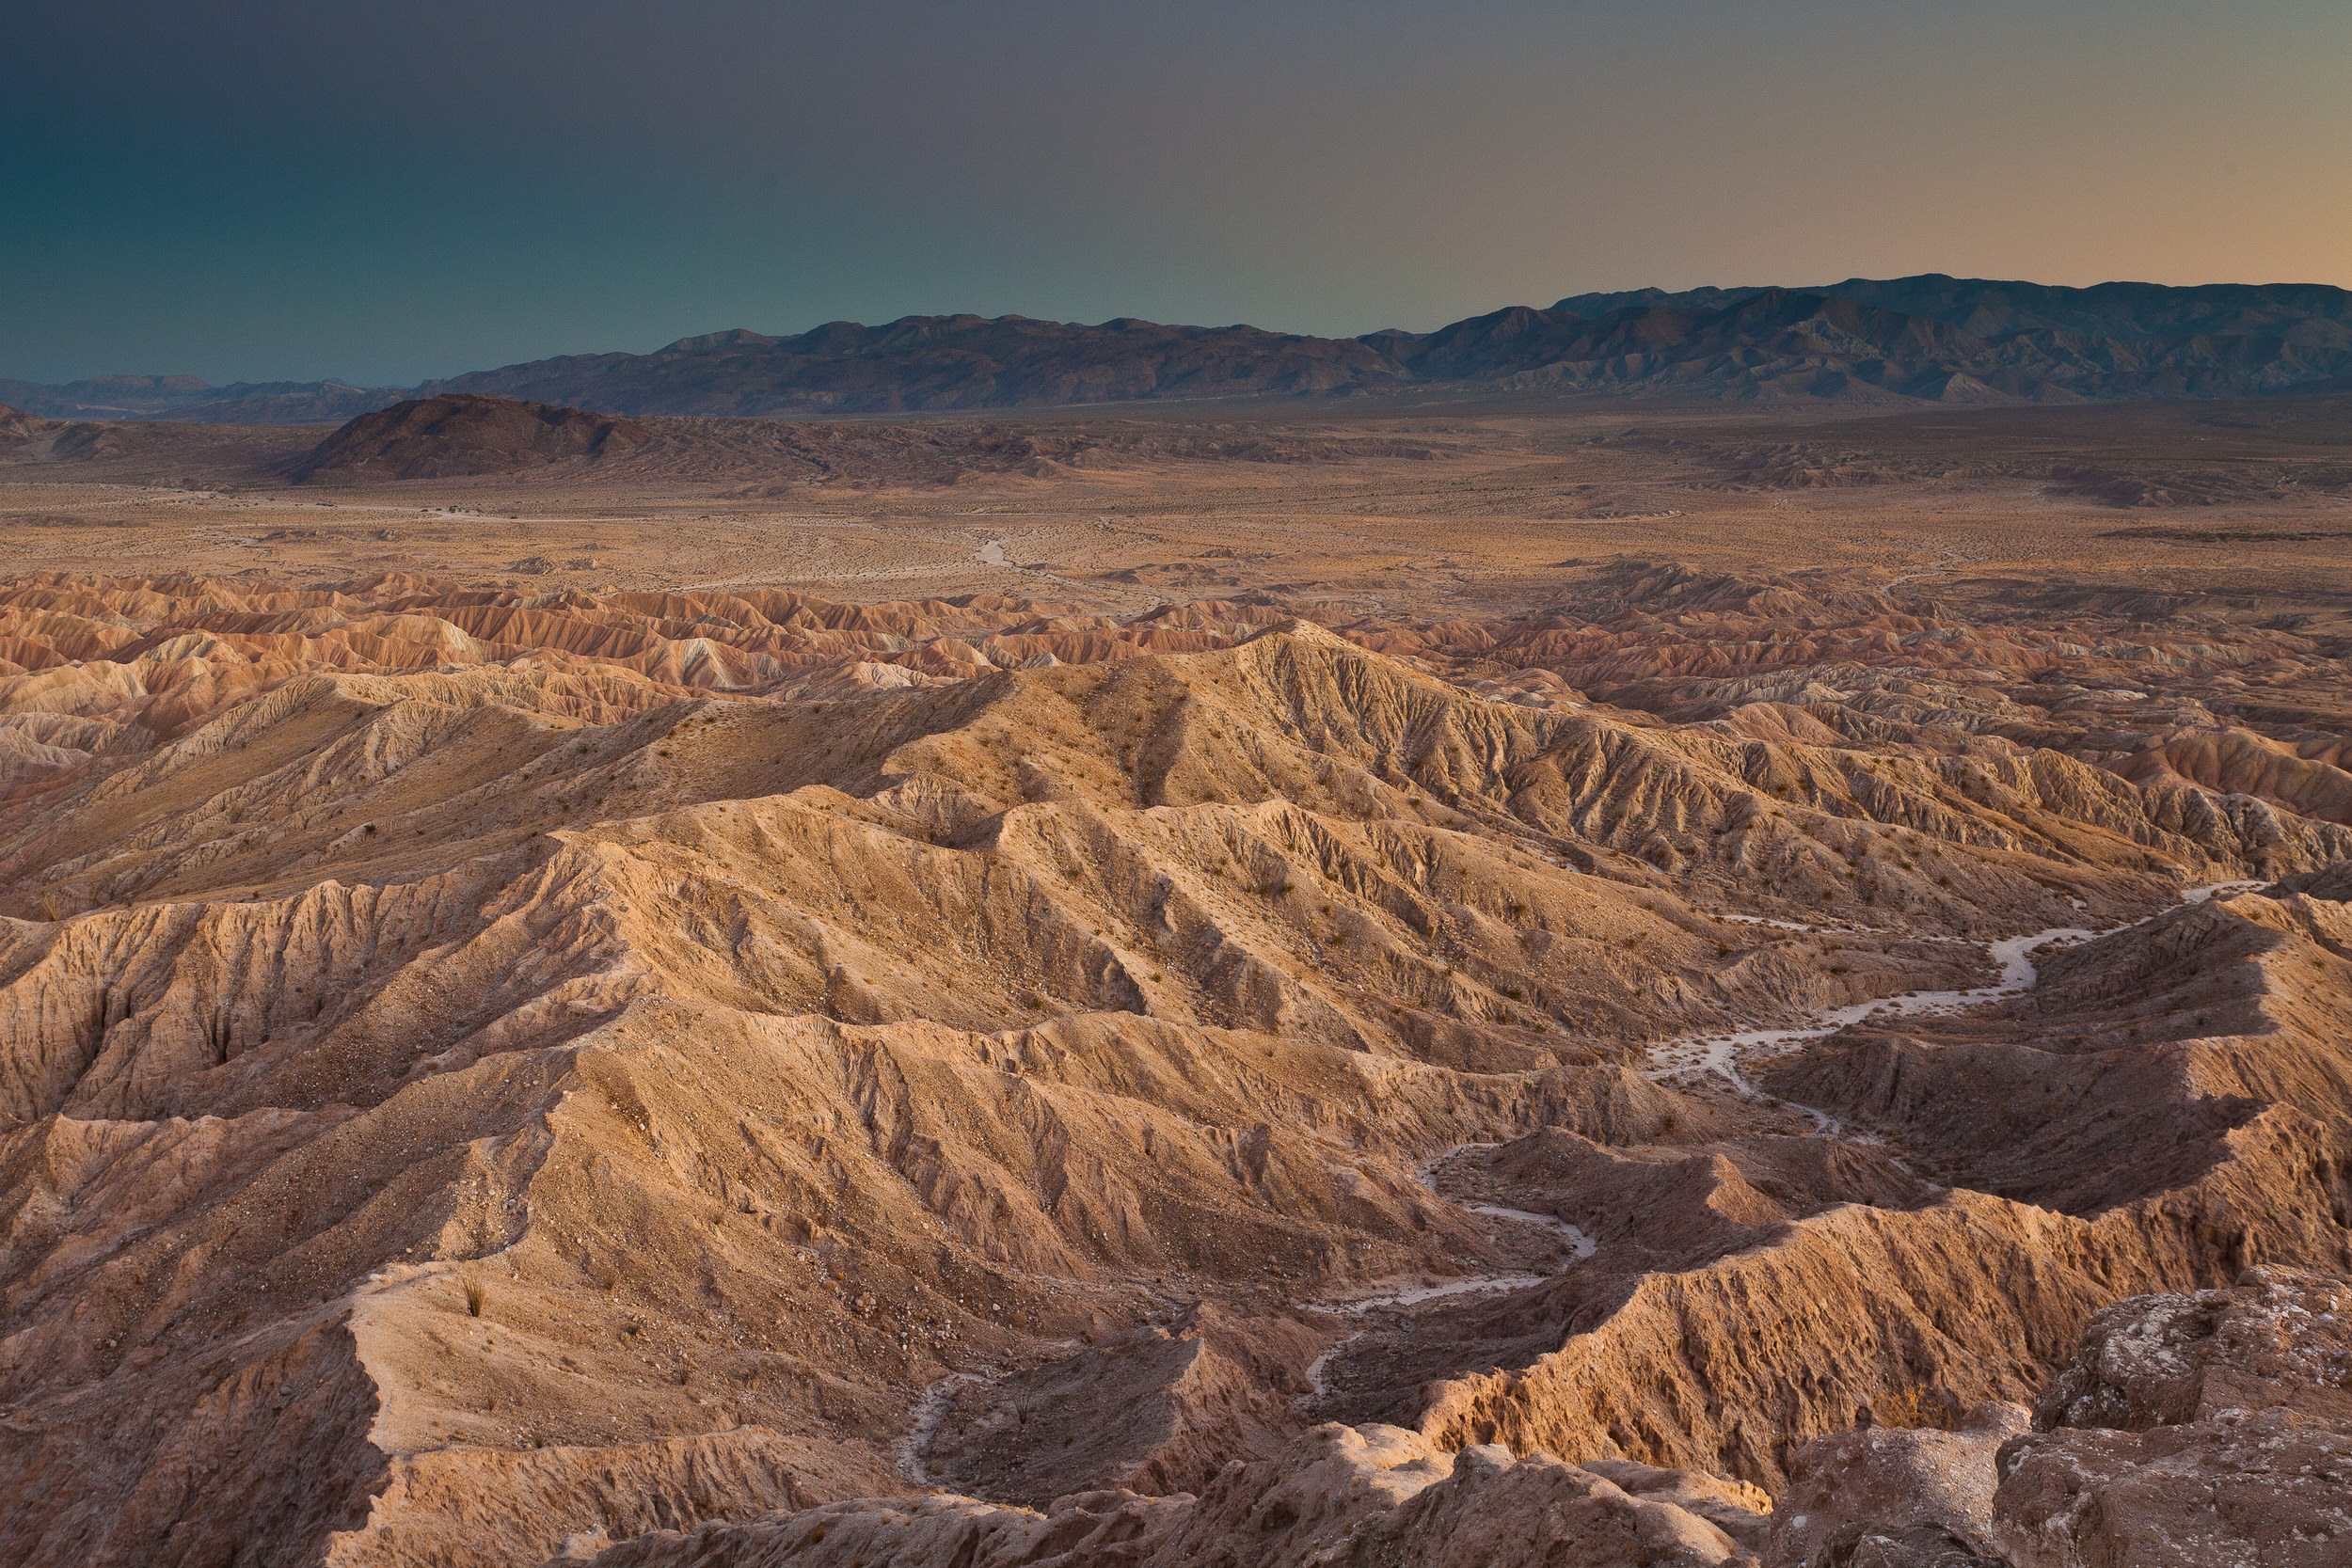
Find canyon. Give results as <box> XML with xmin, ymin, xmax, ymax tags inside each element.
<box><xmin>0</xmin><ymin>388</ymin><xmax>2346</xmax><ymax>1566</ymax></box>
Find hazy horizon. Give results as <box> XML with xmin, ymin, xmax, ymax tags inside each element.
<box><xmin>8</xmin><ymin>0</ymin><xmax>2347</xmax><ymax>387</ymax></box>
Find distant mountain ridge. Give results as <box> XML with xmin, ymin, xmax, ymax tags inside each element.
<box><xmin>413</xmin><ymin>314</ymin><xmax>1401</xmax><ymax>418</ymax></box>
<box><xmin>15</xmin><ymin>274</ymin><xmax>2352</xmax><ymax>422</ymax></box>
<box><xmin>1552</xmin><ymin>276</ymin><xmax>2352</xmax><ymax>343</ymax></box>
<box><xmin>0</xmin><ymin>373</ymin><xmax>403</xmax><ymax>424</ymax></box>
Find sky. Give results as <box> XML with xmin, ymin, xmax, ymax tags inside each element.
<box><xmin>6</xmin><ymin>0</ymin><xmax>2348</xmax><ymax>387</ymax></box>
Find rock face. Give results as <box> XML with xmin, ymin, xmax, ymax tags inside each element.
<box><xmin>1766</xmin><ymin>1403</ymin><xmax>2027</xmax><ymax>1567</ymax></box>
<box><xmin>914</xmin><ymin>1305</ymin><xmax>1322</xmax><ymax>1501</ymax></box>
<box><xmin>1994</xmin><ymin>1267</ymin><xmax>2352</xmax><ymax>1567</ymax></box>
<box><xmin>1735</xmin><ymin>1269</ymin><xmax>2352</xmax><ymax>1568</ymax></box>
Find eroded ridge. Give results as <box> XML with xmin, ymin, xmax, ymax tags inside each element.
<box><xmin>0</xmin><ymin>566</ymin><xmax>2344</xmax><ymax>1568</ymax></box>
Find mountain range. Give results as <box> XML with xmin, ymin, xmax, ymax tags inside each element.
<box><xmin>0</xmin><ymin>373</ymin><xmax>396</xmax><ymax>425</ymax></box>
<box><xmin>10</xmin><ymin>274</ymin><xmax>2351</xmax><ymax>424</ymax></box>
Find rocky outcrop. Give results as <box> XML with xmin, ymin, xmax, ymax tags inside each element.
<box><xmin>1765</xmin><ymin>1403</ymin><xmax>2026</xmax><ymax>1567</ymax></box>
<box><xmin>1993</xmin><ymin>1267</ymin><xmax>2352</xmax><ymax>1567</ymax></box>
<box><xmin>1693</xmin><ymin>1270</ymin><xmax>2352</xmax><ymax>1568</ymax></box>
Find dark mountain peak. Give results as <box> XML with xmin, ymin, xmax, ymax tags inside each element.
<box><xmin>1463</xmin><ymin>303</ymin><xmax>1564</xmax><ymax>335</ymax></box>
<box><xmin>292</xmin><ymin>394</ymin><xmax>645</xmax><ymax>483</ymax></box>
<box><xmin>1719</xmin><ymin>288</ymin><xmax>1950</xmax><ymax>339</ymax></box>
<box><xmin>879</xmin><ymin>312</ymin><xmax>996</xmax><ymax>337</ymax></box>
<box><xmin>418</xmin><ymin>310</ymin><xmax>1408</xmax><ymax>416</ymax></box>
<box><xmin>660</xmin><ymin>328</ymin><xmax>785</xmax><ymax>355</ymax></box>
<box><xmin>1552</xmin><ymin>285</ymin><xmax>1771</xmax><ymax>319</ymax></box>
<box><xmin>1712</xmin><ymin>286</ymin><xmax>1834</xmax><ymax>320</ymax></box>
<box><xmin>72</xmin><ymin>373</ymin><xmax>216</xmax><ymax>395</ymax></box>
<box><xmin>1802</xmin><ymin>275</ymin><xmax>2352</xmax><ymax>341</ymax></box>
<box><xmin>0</xmin><ymin>373</ymin><xmax>227</xmax><ymax>420</ymax></box>
<box><xmin>16</xmin><ymin>275</ymin><xmax>2352</xmax><ymax>425</ymax></box>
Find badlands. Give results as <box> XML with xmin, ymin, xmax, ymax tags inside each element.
<box><xmin>1</xmin><ymin>390</ymin><xmax>2349</xmax><ymax>1566</ymax></box>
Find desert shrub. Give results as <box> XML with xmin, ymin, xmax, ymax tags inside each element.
<box><xmin>1872</xmin><ymin>1386</ymin><xmax>1959</xmax><ymax>1431</ymax></box>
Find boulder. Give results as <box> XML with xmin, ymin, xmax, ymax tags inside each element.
<box><xmin>1766</xmin><ymin>1402</ymin><xmax>2029</xmax><ymax>1568</ymax></box>
<box><xmin>1993</xmin><ymin>1267</ymin><xmax>2352</xmax><ymax>1567</ymax></box>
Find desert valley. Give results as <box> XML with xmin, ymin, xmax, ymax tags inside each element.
<box><xmin>3</xmin><ymin>281</ymin><xmax>2351</xmax><ymax>1568</ymax></box>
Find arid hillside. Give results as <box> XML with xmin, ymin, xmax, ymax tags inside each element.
<box><xmin>0</xmin><ymin>393</ymin><xmax>1464</xmax><ymax>496</ymax></box>
<box><xmin>0</xmin><ymin>560</ymin><xmax>2344</xmax><ymax>1567</ymax></box>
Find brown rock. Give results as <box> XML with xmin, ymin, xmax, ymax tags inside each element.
<box><xmin>1582</xmin><ymin>1456</ymin><xmax>1775</xmax><ymax>1553</ymax></box>
<box><xmin>1825</xmin><ymin>1526</ymin><xmax>2005</xmax><ymax>1567</ymax></box>
<box><xmin>1993</xmin><ymin>1267</ymin><xmax>2352</xmax><ymax>1567</ymax></box>
<box><xmin>1766</xmin><ymin>1402</ymin><xmax>2028</xmax><ymax>1568</ymax></box>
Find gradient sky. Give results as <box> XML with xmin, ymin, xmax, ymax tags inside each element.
<box><xmin>6</xmin><ymin>0</ymin><xmax>2348</xmax><ymax>387</ymax></box>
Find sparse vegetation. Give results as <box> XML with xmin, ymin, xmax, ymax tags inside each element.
<box><xmin>1871</xmin><ymin>1386</ymin><xmax>1960</xmax><ymax>1432</ymax></box>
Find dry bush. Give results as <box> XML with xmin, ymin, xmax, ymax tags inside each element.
<box><xmin>1872</xmin><ymin>1386</ymin><xmax>1959</xmax><ymax>1431</ymax></box>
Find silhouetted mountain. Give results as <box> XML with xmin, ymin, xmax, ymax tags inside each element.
<box><xmin>1549</xmin><ymin>275</ymin><xmax>2352</xmax><ymax>396</ymax></box>
<box><xmin>162</xmin><ymin>381</ymin><xmax>406</xmax><ymax>424</ymax></box>
<box><xmin>1380</xmin><ymin>290</ymin><xmax>2022</xmax><ymax>402</ymax></box>
<box><xmin>414</xmin><ymin>315</ymin><xmax>1403</xmax><ymax>416</ymax></box>
<box><xmin>0</xmin><ymin>374</ymin><xmax>403</xmax><ymax>423</ymax></box>
<box><xmin>291</xmin><ymin>394</ymin><xmax>647</xmax><ymax>482</ymax></box>
<box><xmin>1548</xmin><ymin>286</ymin><xmax>1771</xmax><ymax>318</ymax></box>
<box><xmin>1794</xmin><ymin>275</ymin><xmax>2352</xmax><ymax>343</ymax></box>
<box><xmin>0</xmin><ymin>374</ymin><xmax>218</xmax><ymax>420</ymax></box>
<box><xmin>17</xmin><ymin>276</ymin><xmax>2352</xmax><ymax>423</ymax></box>
<box><xmin>1557</xmin><ymin>275</ymin><xmax>2352</xmax><ymax>341</ymax></box>
<box><xmin>405</xmin><ymin>279</ymin><xmax>2352</xmax><ymax>414</ymax></box>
